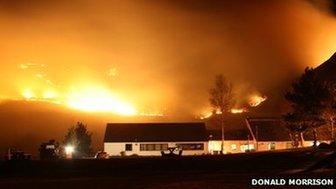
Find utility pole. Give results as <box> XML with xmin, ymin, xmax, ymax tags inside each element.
<box><xmin>331</xmin><ymin>118</ymin><xmax>334</xmax><ymax>142</ymax></box>
<box><xmin>256</xmin><ymin>125</ymin><xmax>259</xmax><ymax>151</ymax></box>
<box><xmin>247</xmin><ymin>134</ymin><xmax>250</xmax><ymax>152</ymax></box>
<box><xmin>221</xmin><ymin>113</ymin><xmax>225</xmax><ymax>154</ymax></box>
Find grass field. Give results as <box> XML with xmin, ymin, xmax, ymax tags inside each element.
<box><xmin>0</xmin><ymin>149</ymin><xmax>335</xmax><ymax>188</ymax></box>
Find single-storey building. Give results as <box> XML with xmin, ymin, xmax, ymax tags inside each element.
<box><xmin>104</xmin><ymin>122</ymin><xmax>208</xmax><ymax>156</ymax></box>
<box><xmin>104</xmin><ymin>116</ymin><xmax>333</xmax><ymax>156</ymax></box>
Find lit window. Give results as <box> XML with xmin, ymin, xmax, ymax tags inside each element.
<box><xmin>231</xmin><ymin>144</ymin><xmax>237</xmax><ymax>150</ymax></box>
<box><xmin>268</xmin><ymin>142</ymin><xmax>276</xmax><ymax>150</ymax></box>
<box><xmin>240</xmin><ymin>144</ymin><xmax>254</xmax><ymax>152</ymax></box>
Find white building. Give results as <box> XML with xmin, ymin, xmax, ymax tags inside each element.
<box><xmin>104</xmin><ymin>123</ymin><xmax>208</xmax><ymax>156</ymax></box>
<box><xmin>104</xmin><ymin>117</ymin><xmax>332</xmax><ymax>157</ymax></box>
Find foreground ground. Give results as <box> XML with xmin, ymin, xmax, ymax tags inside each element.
<box><xmin>0</xmin><ymin>149</ymin><xmax>335</xmax><ymax>189</ymax></box>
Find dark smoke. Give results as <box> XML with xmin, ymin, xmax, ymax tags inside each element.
<box><xmin>308</xmin><ymin>0</ymin><xmax>336</xmax><ymax>15</ymax></box>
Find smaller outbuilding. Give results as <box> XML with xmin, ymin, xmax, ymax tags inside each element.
<box><xmin>246</xmin><ymin>117</ymin><xmax>292</xmax><ymax>151</ymax></box>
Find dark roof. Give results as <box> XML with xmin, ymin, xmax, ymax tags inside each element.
<box><xmin>207</xmin><ymin>129</ymin><xmax>250</xmax><ymax>140</ymax></box>
<box><xmin>246</xmin><ymin>117</ymin><xmax>291</xmax><ymax>141</ymax></box>
<box><xmin>104</xmin><ymin>122</ymin><xmax>207</xmax><ymax>142</ymax></box>
<box><xmin>205</xmin><ymin>113</ymin><xmax>250</xmax><ymax>132</ymax></box>
<box><xmin>206</xmin><ymin>115</ymin><xmax>291</xmax><ymax>141</ymax></box>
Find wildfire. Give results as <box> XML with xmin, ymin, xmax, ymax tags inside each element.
<box><xmin>230</xmin><ymin>108</ymin><xmax>247</xmax><ymax>114</ymax></box>
<box><xmin>248</xmin><ymin>95</ymin><xmax>267</xmax><ymax>107</ymax></box>
<box><xmin>22</xmin><ymin>89</ymin><xmax>36</xmax><ymax>100</ymax></box>
<box><xmin>199</xmin><ymin>93</ymin><xmax>267</xmax><ymax>119</ymax></box>
<box><xmin>42</xmin><ymin>90</ymin><xmax>58</xmax><ymax>99</ymax></box>
<box><xmin>19</xmin><ymin>87</ymin><xmax>145</xmax><ymax>116</ymax></box>
<box><xmin>66</xmin><ymin>88</ymin><xmax>137</xmax><ymax>116</ymax></box>
<box><xmin>16</xmin><ymin>62</ymin><xmax>167</xmax><ymax>116</ymax></box>
<box><xmin>139</xmin><ymin>112</ymin><xmax>164</xmax><ymax>117</ymax></box>
<box><xmin>199</xmin><ymin>111</ymin><xmax>214</xmax><ymax>120</ymax></box>
<box><xmin>199</xmin><ymin>107</ymin><xmax>246</xmax><ymax>119</ymax></box>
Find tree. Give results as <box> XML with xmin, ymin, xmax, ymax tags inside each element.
<box><xmin>283</xmin><ymin>113</ymin><xmax>308</xmax><ymax>147</ymax></box>
<box><xmin>64</xmin><ymin>122</ymin><xmax>92</xmax><ymax>157</ymax></box>
<box><xmin>284</xmin><ymin>112</ymin><xmax>324</xmax><ymax>147</ymax></box>
<box><xmin>209</xmin><ymin>74</ymin><xmax>234</xmax><ymax>153</ymax></box>
<box><xmin>284</xmin><ymin>67</ymin><xmax>328</xmax><ymax>147</ymax></box>
<box><xmin>322</xmin><ymin>83</ymin><xmax>336</xmax><ymax>142</ymax></box>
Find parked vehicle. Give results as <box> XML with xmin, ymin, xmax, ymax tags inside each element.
<box><xmin>39</xmin><ymin>140</ymin><xmax>60</xmax><ymax>160</ymax></box>
<box><xmin>95</xmin><ymin>151</ymin><xmax>108</xmax><ymax>159</ymax></box>
<box><xmin>161</xmin><ymin>147</ymin><xmax>183</xmax><ymax>157</ymax></box>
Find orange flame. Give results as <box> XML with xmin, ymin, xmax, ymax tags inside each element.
<box><xmin>248</xmin><ymin>95</ymin><xmax>267</xmax><ymax>107</ymax></box>
<box><xmin>199</xmin><ymin>107</ymin><xmax>247</xmax><ymax>119</ymax></box>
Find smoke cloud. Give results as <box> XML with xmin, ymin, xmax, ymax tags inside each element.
<box><xmin>1</xmin><ymin>0</ymin><xmax>336</xmax><ymax>116</ymax></box>
<box><xmin>1</xmin><ymin>0</ymin><xmax>336</xmax><ymax>152</ymax></box>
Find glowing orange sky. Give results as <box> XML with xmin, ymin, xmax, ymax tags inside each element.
<box><xmin>0</xmin><ymin>0</ymin><xmax>336</xmax><ymax>117</ymax></box>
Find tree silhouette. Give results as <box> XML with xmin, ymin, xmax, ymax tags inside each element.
<box><xmin>64</xmin><ymin>122</ymin><xmax>92</xmax><ymax>157</ymax></box>
<box><xmin>322</xmin><ymin>83</ymin><xmax>336</xmax><ymax>142</ymax></box>
<box><xmin>209</xmin><ymin>74</ymin><xmax>234</xmax><ymax>153</ymax></box>
<box><xmin>284</xmin><ymin>67</ymin><xmax>328</xmax><ymax>147</ymax></box>
<box><xmin>283</xmin><ymin>112</ymin><xmax>308</xmax><ymax>147</ymax></box>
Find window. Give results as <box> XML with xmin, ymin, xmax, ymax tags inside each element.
<box><xmin>231</xmin><ymin>144</ymin><xmax>237</xmax><ymax>150</ymax></box>
<box><xmin>147</xmin><ymin>144</ymin><xmax>154</xmax><ymax>151</ymax></box>
<box><xmin>177</xmin><ymin>143</ymin><xmax>204</xmax><ymax>150</ymax></box>
<box><xmin>155</xmin><ymin>144</ymin><xmax>162</xmax><ymax>150</ymax></box>
<box><xmin>240</xmin><ymin>144</ymin><xmax>254</xmax><ymax>152</ymax></box>
<box><xmin>268</xmin><ymin>142</ymin><xmax>276</xmax><ymax>150</ymax></box>
<box><xmin>125</xmin><ymin>144</ymin><xmax>132</xmax><ymax>151</ymax></box>
<box><xmin>140</xmin><ymin>144</ymin><xmax>168</xmax><ymax>151</ymax></box>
